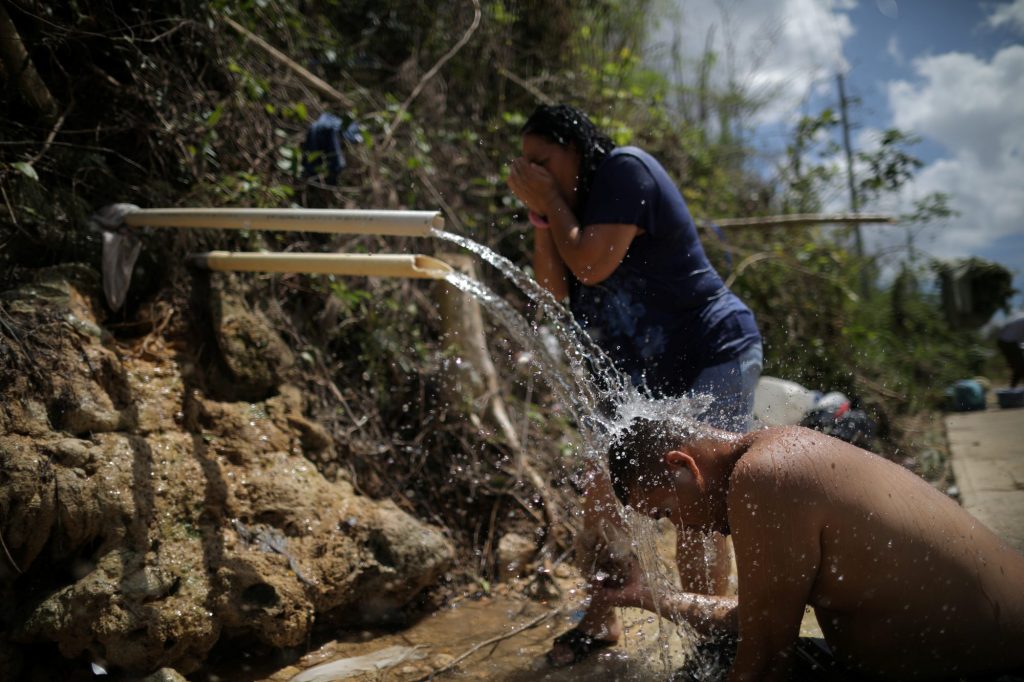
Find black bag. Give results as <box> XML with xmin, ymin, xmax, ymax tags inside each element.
<box><xmin>801</xmin><ymin>406</ymin><xmax>876</xmax><ymax>447</ymax></box>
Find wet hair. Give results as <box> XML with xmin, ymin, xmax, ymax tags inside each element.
<box><xmin>607</xmin><ymin>418</ymin><xmax>690</xmax><ymax>505</ymax></box>
<box><xmin>521</xmin><ymin>104</ymin><xmax>616</xmax><ymax>211</ymax></box>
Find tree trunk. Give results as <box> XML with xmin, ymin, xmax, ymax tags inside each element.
<box><xmin>0</xmin><ymin>4</ymin><xmax>57</xmax><ymax>119</ymax></box>
<box><xmin>433</xmin><ymin>253</ymin><xmax>562</xmax><ymax>536</ymax></box>
<box><xmin>434</xmin><ymin>252</ymin><xmax>521</xmax><ymax>449</ymax></box>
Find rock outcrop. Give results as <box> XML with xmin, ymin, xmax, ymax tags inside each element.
<box><xmin>0</xmin><ymin>265</ymin><xmax>453</xmax><ymax>676</ymax></box>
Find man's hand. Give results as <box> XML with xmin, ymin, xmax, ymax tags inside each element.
<box><xmin>591</xmin><ymin>556</ymin><xmax>655</xmax><ymax>612</ymax></box>
<box><xmin>507</xmin><ymin>157</ymin><xmax>564</xmax><ymax>218</ymax></box>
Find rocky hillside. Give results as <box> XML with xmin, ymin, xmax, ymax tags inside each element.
<box><xmin>0</xmin><ymin>1</ymin><xmax>993</xmax><ymax>677</ymax></box>
<box><xmin>0</xmin><ymin>265</ymin><xmax>454</xmax><ymax>677</ymax></box>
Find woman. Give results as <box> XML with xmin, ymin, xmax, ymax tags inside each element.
<box><xmin>507</xmin><ymin>104</ymin><xmax>763</xmax><ymax>666</ymax></box>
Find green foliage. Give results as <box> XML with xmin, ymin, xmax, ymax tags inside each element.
<box><xmin>856</xmin><ymin>129</ymin><xmax>924</xmax><ymax>201</ymax></box>
<box><xmin>725</xmin><ymin>229</ymin><xmax>858</xmax><ymax>393</ymax></box>
<box><xmin>851</xmin><ymin>269</ymin><xmax>984</xmax><ymax>411</ymax></box>
<box><xmin>778</xmin><ymin>109</ymin><xmax>841</xmax><ymax>213</ymax></box>
<box><xmin>10</xmin><ymin>162</ymin><xmax>39</xmax><ymax>182</ymax></box>
<box><xmin>933</xmin><ymin>258</ymin><xmax>1016</xmax><ymax>329</ymax></box>
<box><xmin>904</xmin><ymin>192</ymin><xmax>957</xmax><ymax>224</ymax></box>
<box><xmin>2</xmin><ymin>0</ymin><xmax>1009</xmax><ymax>581</ymax></box>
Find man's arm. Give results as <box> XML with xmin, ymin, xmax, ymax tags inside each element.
<box><xmin>677</xmin><ymin>526</ymin><xmax>732</xmax><ymax>595</ymax></box>
<box><xmin>727</xmin><ymin>457</ymin><xmax>822</xmax><ymax>682</ymax></box>
<box><xmin>654</xmin><ymin>590</ymin><xmax>738</xmax><ymax>638</ymax></box>
<box><xmin>593</xmin><ymin>571</ymin><xmax>738</xmax><ymax>637</ymax></box>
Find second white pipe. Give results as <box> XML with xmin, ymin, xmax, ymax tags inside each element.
<box><xmin>188</xmin><ymin>251</ymin><xmax>454</xmax><ymax>280</ymax></box>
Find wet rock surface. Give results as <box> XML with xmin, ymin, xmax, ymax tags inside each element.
<box><xmin>0</xmin><ymin>266</ymin><xmax>454</xmax><ymax>677</ymax></box>
<box><xmin>246</xmin><ymin>528</ymin><xmax>823</xmax><ymax>682</ymax></box>
<box><xmin>251</xmin><ymin>571</ymin><xmax>697</xmax><ymax>682</ymax></box>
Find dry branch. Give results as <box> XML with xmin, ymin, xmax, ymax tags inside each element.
<box><xmin>28</xmin><ymin>105</ymin><xmax>70</xmax><ymax>166</ymax></box>
<box><xmin>382</xmin><ymin>0</ymin><xmax>482</xmax><ymax>147</ymax></box>
<box><xmin>0</xmin><ymin>3</ymin><xmax>58</xmax><ymax>118</ymax></box>
<box><xmin>496</xmin><ymin>65</ymin><xmax>554</xmax><ymax>104</ymax></box>
<box><xmin>412</xmin><ymin>607</ymin><xmax>560</xmax><ymax>681</ymax></box>
<box><xmin>223</xmin><ymin>15</ymin><xmax>354</xmax><ymax>108</ymax></box>
<box><xmin>704</xmin><ymin>213</ymin><xmax>895</xmax><ymax>229</ymax></box>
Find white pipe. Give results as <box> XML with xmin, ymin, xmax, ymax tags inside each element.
<box><xmin>188</xmin><ymin>251</ymin><xmax>454</xmax><ymax>280</ymax></box>
<box><xmin>124</xmin><ymin>208</ymin><xmax>444</xmax><ymax>236</ymax></box>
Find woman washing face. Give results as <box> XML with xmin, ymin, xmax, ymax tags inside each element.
<box><xmin>507</xmin><ymin>104</ymin><xmax>763</xmax><ymax>666</ymax></box>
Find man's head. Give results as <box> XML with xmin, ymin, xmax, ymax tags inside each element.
<box><xmin>608</xmin><ymin>418</ymin><xmax>707</xmax><ymax>525</ymax></box>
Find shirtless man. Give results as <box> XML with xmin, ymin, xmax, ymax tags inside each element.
<box><xmin>590</xmin><ymin>417</ymin><xmax>1024</xmax><ymax>681</ymax></box>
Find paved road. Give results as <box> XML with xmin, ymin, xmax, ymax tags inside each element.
<box><xmin>947</xmin><ymin>407</ymin><xmax>1024</xmax><ymax>553</ymax></box>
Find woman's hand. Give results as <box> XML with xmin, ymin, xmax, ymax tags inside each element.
<box><xmin>507</xmin><ymin>157</ymin><xmax>565</xmax><ymax>218</ymax></box>
<box><xmin>509</xmin><ymin>154</ymin><xmax>636</xmax><ymax>287</ymax></box>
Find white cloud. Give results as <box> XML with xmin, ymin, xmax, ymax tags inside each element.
<box><xmin>985</xmin><ymin>0</ymin><xmax>1024</xmax><ymax>33</ymax></box>
<box><xmin>852</xmin><ymin>126</ymin><xmax>883</xmax><ymax>152</ymax></box>
<box><xmin>643</xmin><ymin>1</ymin><xmax>1023</xmax><ymax>288</ymax></box>
<box><xmin>888</xmin><ymin>47</ymin><xmax>1024</xmax><ymax>167</ymax></box>
<box><xmin>877</xmin><ymin>46</ymin><xmax>1024</xmax><ymax>266</ymax></box>
<box><xmin>875</xmin><ymin>0</ymin><xmax>899</xmax><ymax>19</ymax></box>
<box><xmin>886</xmin><ymin>34</ymin><xmax>904</xmax><ymax>64</ymax></box>
<box><xmin>648</xmin><ymin>0</ymin><xmax>855</xmax><ymax>124</ymax></box>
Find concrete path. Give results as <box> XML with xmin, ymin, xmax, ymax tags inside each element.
<box><xmin>947</xmin><ymin>406</ymin><xmax>1024</xmax><ymax>553</ymax></box>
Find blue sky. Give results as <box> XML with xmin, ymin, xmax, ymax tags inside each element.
<box><xmin>649</xmin><ymin>0</ymin><xmax>1024</xmax><ymax>311</ymax></box>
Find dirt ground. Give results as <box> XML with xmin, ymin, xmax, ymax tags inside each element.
<box><xmin>246</xmin><ymin>523</ymin><xmax>823</xmax><ymax>682</ymax></box>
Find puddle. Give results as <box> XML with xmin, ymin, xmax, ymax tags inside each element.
<box><xmin>258</xmin><ymin>592</ymin><xmax>691</xmax><ymax>681</ymax></box>
<box><xmin>248</xmin><ymin>522</ymin><xmax>822</xmax><ymax>682</ymax></box>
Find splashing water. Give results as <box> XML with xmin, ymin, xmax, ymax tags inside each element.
<box><xmin>433</xmin><ymin>229</ymin><xmax>712</xmax><ymax>447</ymax></box>
<box><xmin>434</xmin><ymin>229</ymin><xmax>630</xmax><ymax>417</ymax></box>
<box><xmin>434</xmin><ymin>229</ymin><xmax>721</xmax><ymax>677</ymax></box>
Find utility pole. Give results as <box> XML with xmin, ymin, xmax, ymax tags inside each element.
<box><xmin>837</xmin><ymin>72</ymin><xmax>870</xmax><ymax>298</ymax></box>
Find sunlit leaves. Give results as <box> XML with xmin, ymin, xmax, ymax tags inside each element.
<box><xmin>226</xmin><ymin>58</ymin><xmax>269</xmax><ymax>100</ymax></box>
<box><xmin>11</xmin><ymin>162</ymin><xmax>38</xmax><ymax>182</ymax></box>
<box><xmin>489</xmin><ymin>0</ymin><xmax>515</xmax><ymax>25</ymax></box>
<box><xmin>205</xmin><ymin>105</ymin><xmax>224</xmax><ymax>128</ymax></box>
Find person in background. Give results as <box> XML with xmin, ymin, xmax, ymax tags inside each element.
<box><xmin>997</xmin><ymin>311</ymin><xmax>1024</xmax><ymax>388</ymax></box>
<box><xmin>506</xmin><ymin>104</ymin><xmax>762</xmax><ymax>666</ymax></box>
<box><xmin>597</xmin><ymin>417</ymin><xmax>1024</xmax><ymax>681</ymax></box>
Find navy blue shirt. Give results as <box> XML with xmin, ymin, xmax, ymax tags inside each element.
<box><xmin>569</xmin><ymin>147</ymin><xmax>761</xmax><ymax>396</ymax></box>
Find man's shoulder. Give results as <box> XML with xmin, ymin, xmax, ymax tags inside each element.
<box><xmin>741</xmin><ymin>425</ymin><xmax>816</xmax><ymax>456</ymax></box>
<box><xmin>731</xmin><ymin>427</ymin><xmax>831</xmax><ymax>483</ymax></box>
<box><xmin>728</xmin><ymin>428</ymin><xmax>833</xmax><ymax>525</ymax></box>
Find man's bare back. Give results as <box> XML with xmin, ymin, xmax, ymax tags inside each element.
<box><xmin>734</xmin><ymin>427</ymin><xmax>1024</xmax><ymax>679</ymax></box>
<box><xmin>602</xmin><ymin>420</ymin><xmax>1024</xmax><ymax>681</ymax></box>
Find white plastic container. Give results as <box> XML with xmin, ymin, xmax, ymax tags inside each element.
<box><xmin>753</xmin><ymin>376</ymin><xmax>818</xmax><ymax>426</ymax></box>
<box><xmin>815</xmin><ymin>391</ymin><xmax>850</xmax><ymax>415</ymax></box>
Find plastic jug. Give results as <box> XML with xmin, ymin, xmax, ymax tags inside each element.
<box><xmin>753</xmin><ymin>377</ymin><xmax>818</xmax><ymax>426</ymax></box>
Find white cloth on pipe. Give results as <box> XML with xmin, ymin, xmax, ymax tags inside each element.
<box><xmin>90</xmin><ymin>203</ymin><xmax>142</xmax><ymax>311</ymax></box>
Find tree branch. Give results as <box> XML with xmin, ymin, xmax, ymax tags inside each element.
<box><xmin>412</xmin><ymin>607</ymin><xmax>559</xmax><ymax>681</ymax></box>
<box><xmin>223</xmin><ymin>15</ymin><xmax>354</xmax><ymax>108</ymax></box>
<box><xmin>0</xmin><ymin>3</ymin><xmax>58</xmax><ymax>119</ymax></box>
<box><xmin>382</xmin><ymin>0</ymin><xmax>481</xmax><ymax>148</ymax></box>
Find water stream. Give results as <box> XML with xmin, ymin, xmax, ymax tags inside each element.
<box><xmin>431</xmin><ymin>229</ymin><xmax>721</xmax><ymax>678</ymax></box>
